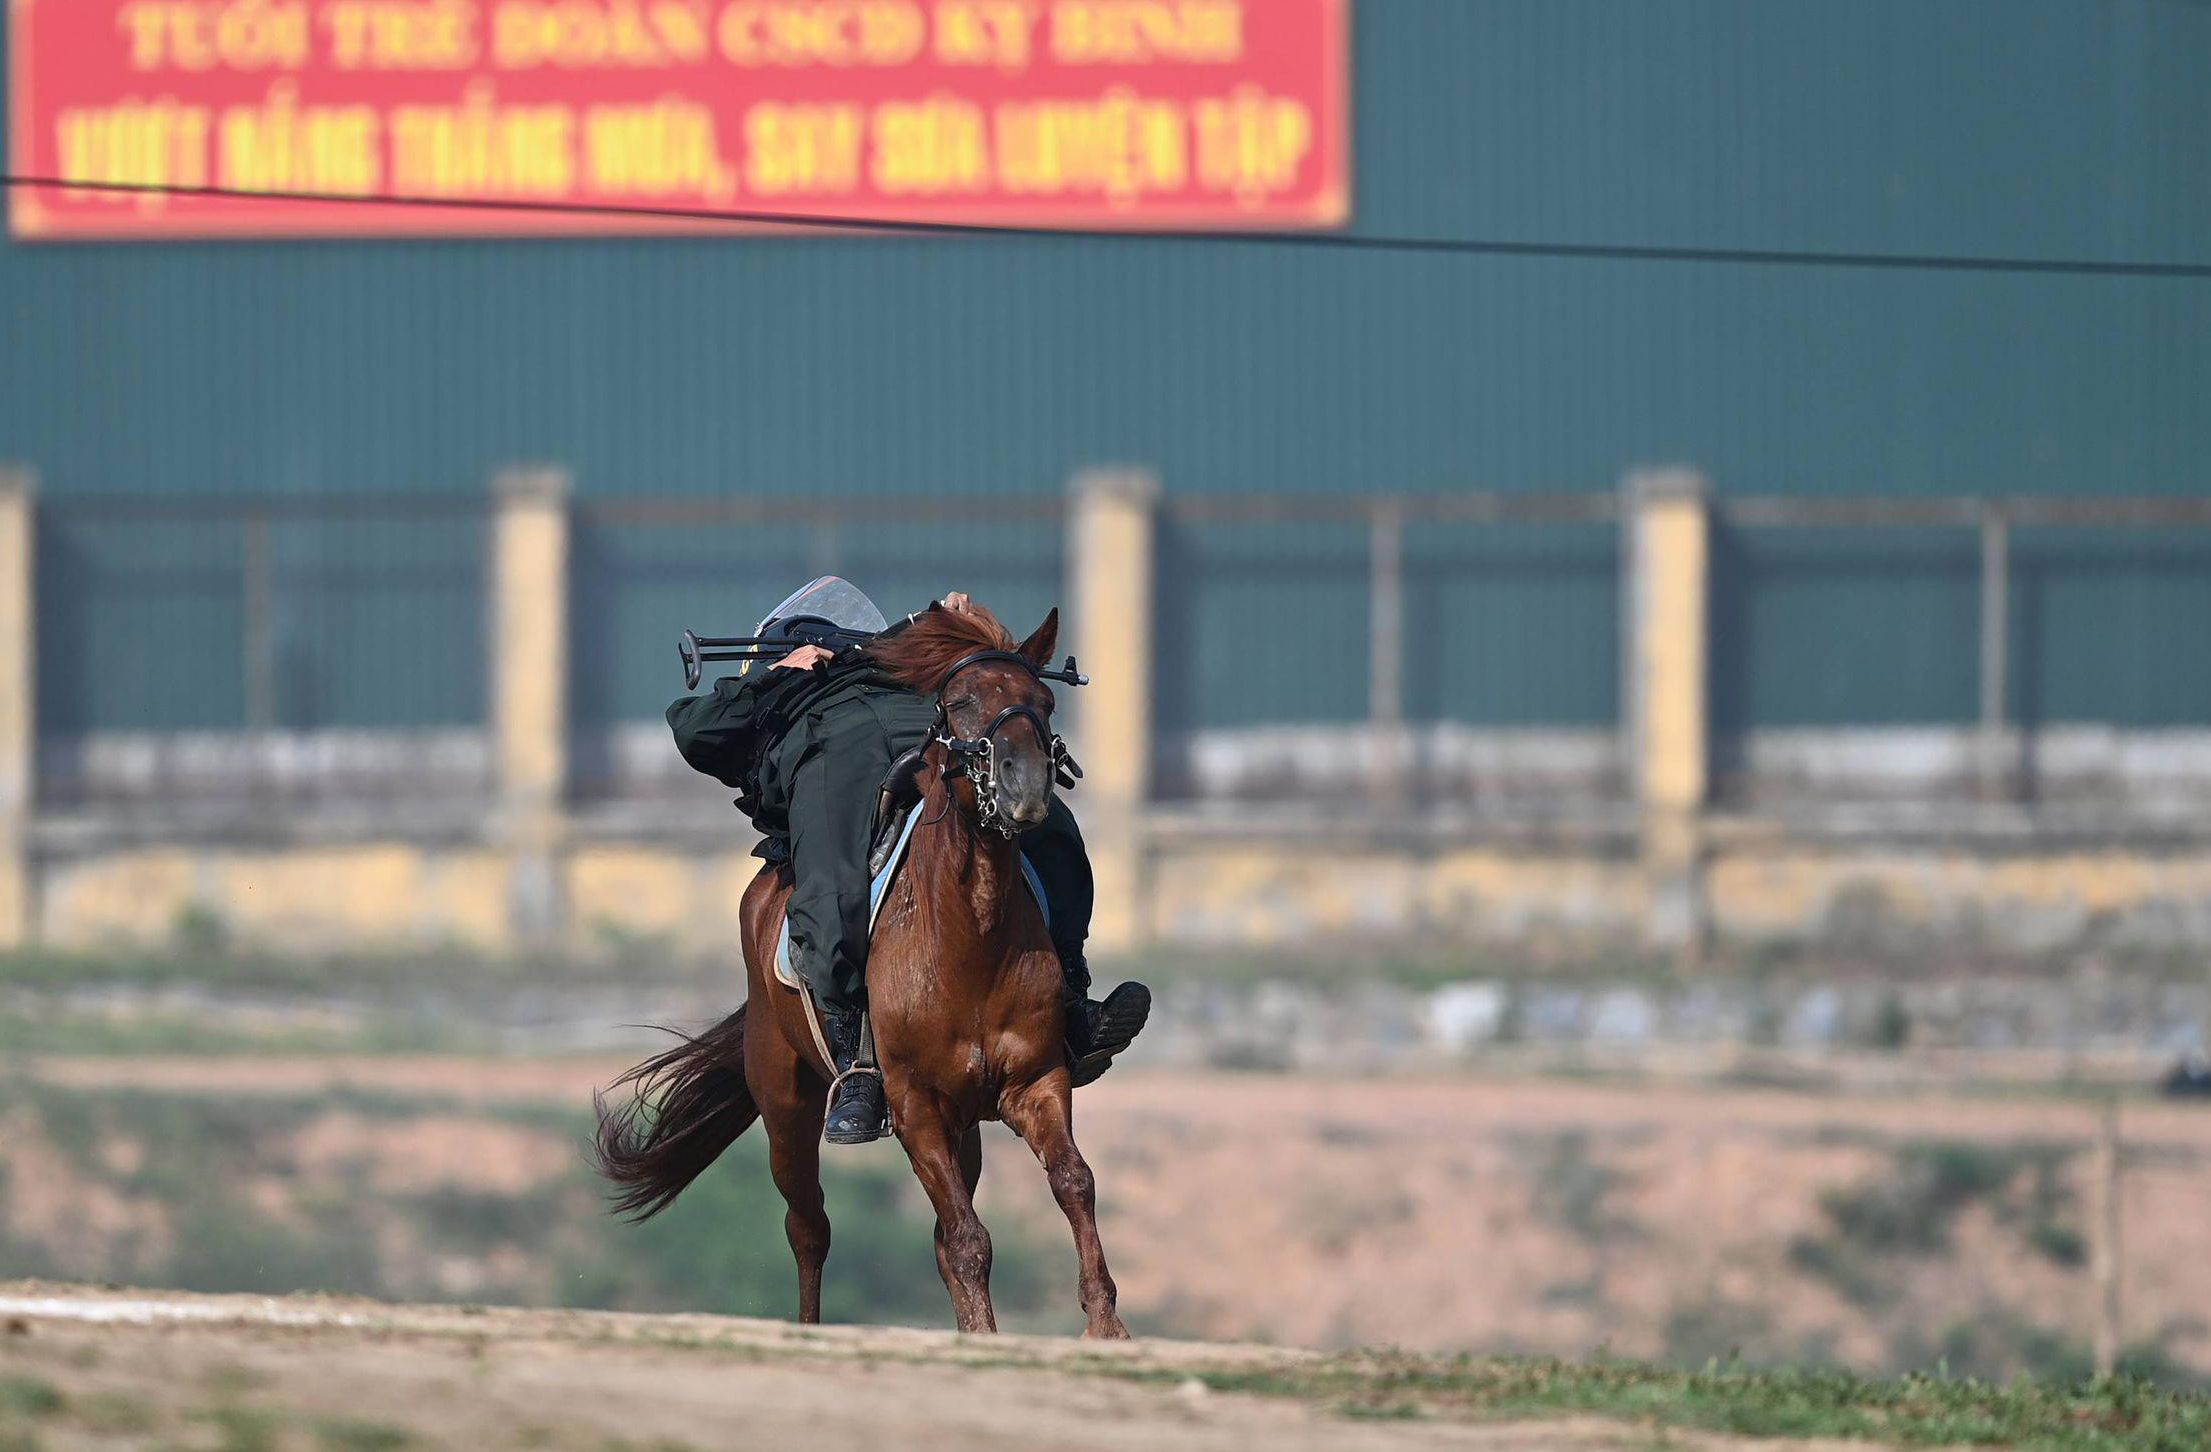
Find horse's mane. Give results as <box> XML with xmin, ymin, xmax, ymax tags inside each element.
<box><xmin>866</xmin><ymin>604</ymin><xmax>1017</xmax><ymax>693</ymax></box>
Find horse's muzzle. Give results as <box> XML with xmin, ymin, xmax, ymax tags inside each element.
<box><xmin>991</xmin><ymin>751</ymin><xmax>1054</xmax><ymax>834</ymax></box>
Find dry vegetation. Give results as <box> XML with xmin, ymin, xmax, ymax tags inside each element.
<box><xmin>2</xmin><ymin>1287</ymin><xmax>2209</xmax><ymax>1452</ymax></box>
<box><xmin>4</xmin><ymin>1060</ymin><xmax>2209</xmax><ymax>1386</ymax></box>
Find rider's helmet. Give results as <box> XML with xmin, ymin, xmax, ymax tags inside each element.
<box><xmin>742</xmin><ymin>576</ymin><xmax>891</xmax><ymax>674</ymax></box>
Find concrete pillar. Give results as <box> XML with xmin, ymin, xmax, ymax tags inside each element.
<box><xmin>1067</xmin><ymin>468</ymin><xmax>1159</xmax><ymax>953</ymax></box>
<box><xmin>0</xmin><ymin>469</ymin><xmax>33</xmax><ymax>947</ymax></box>
<box><xmin>1623</xmin><ymin>467</ymin><xmax>1711</xmax><ymax>955</ymax></box>
<box><xmin>489</xmin><ymin>466</ymin><xmax>571</xmax><ymax>946</ymax></box>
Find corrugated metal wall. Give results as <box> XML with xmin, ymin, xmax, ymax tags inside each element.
<box><xmin>34</xmin><ymin>506</ymin><xmax>486</xmax><ymax>733</ymax></box>
<box><xmin>4</xmin><ymin>0</ymin><xmax>2208</xmax><ymax>737</ymax></box>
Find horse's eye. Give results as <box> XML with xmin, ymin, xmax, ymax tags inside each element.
<box><xmin>948</xmin><ymin>696</ymin><xmax>976</xmax><ymax>711</ymax></box>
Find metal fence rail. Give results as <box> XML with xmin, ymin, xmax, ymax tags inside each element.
<box><xmin>1722</xmin><ymin>494</ymin><xmax>2211</xmax><ymax>799</ymax></box>
<box><xmin>30</xmin><ymin>485</ymin><xmax>2211</xmax><ymax>794</ymax></box>
<box><xmin>1158</xmin><ymin>487</ymin><xmax>2211</xmax><ymax>799</ymax></box>
<box><xmin>1159</xmin><ymin>490</ymin><xmax>1624</xmax><ymax>785</ymax></box>
<box><xmin>37</xmin><ymin>492</ymin><xmax>490</xmax><ymax>736</ymax></box>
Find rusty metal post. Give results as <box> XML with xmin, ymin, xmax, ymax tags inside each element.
<box><xmin>0</xmin><ymin>468</ymin><xmax>34</xmax><ymax>946</ymax></box>
<box><xmin>2091</xmin><ymin>1097</ymin><xmax>2124</xmax><ymax>1376</ymax></box>
<box><xmin>1978</xmin><ymin>508</ymin><xmax>2011</xmax><ymax>802</ymax></box>
<box><xmin>242</xmin><ymin>509</ymin><xmax>276</xmax><ymax>731</ymax></box>
<box><xmin>1369</xmin><ymin>499</ymin><xmax>1407</xmax><ymax>803</ymax></box>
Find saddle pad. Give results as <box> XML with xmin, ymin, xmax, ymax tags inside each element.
<box><xmin>775</xmin><ymin>809</ymin><xmax>1050</xmax><ymax>989</ymax></box>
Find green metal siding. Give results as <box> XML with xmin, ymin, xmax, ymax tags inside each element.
<box><xmin>34</xmin><ymin>507</ymin><xmax>485</xmax><ymax>732</ymax></box>
<box><xmin>1158</xmin><ymin>518</ymin><xmax>1620</xmax><ymax>733</ymax></box>
<box><xmin>35</xmin><ymin>514</ymin><xmax>251</xmax><ymax>733</ymax></box>
<box><xmin>4</xmin><ymin>0</ymin><xmax>2209</xmax><ymax>736</ymax></box>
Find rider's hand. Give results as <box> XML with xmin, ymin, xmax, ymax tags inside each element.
<box><xmin>941</xmin><ymin>592</ymin><xmax>974</xmax><ymax>615</ymax></box>
<box><xmin>771</xmin><ymin>644</ymin><xmax>835</xmax><ymax>672</ymax></box>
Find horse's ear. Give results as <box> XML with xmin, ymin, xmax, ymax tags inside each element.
<box><xmin>1017</xmin><ymin>608</ymin><xmax>1059</xmax><ymax>667</ymax></box>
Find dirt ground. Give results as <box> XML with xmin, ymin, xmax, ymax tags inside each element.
<box><xmin>0</xmin><ymin>1284</ymin><xmax>1880</xmax><ymax>1452</ymax></box>
<box><xmin>17</xmin><ymin>1059</ymin><xmax>2211</xmax><ymax>1373</ymax></box>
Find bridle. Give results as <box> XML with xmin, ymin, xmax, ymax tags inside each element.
<box><xmin>931</xmin><ymin>648</ymin><xmax>1085</xmax><ymax>838</ymax></box>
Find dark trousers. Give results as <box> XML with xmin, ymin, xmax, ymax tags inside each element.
<box><xmin>765</xmin><ymin>692</ymin><xmax>1093</xmax><ymax>1017</ymax></box>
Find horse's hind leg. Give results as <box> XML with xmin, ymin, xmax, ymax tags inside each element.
<box><xmin>897</xmin><ymin>1109</ymin><xmax>997</xmax><ymax>1332</ymax></box>
<box><xmin>1005</xmin><ymin>1081</ymin><xmax>1127</xmax><ymax>1339</ymax></box>
<box><xmin>748</xmin><ymin>1025</ymin><xmax>831</xmax><ymax>1321</ymax></box>
<box><xmin>765</xmin><ymin>1095</ymin><xmax>830</xmax><ymax>1323</ymax></box>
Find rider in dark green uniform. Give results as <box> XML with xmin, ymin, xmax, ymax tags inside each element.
<box><xmin>666</xmin><ymin>588</ymin><xmax>1149</xmax><ymax>1145</ymax></box>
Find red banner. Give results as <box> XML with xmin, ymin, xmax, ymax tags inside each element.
<box><xmin>9</xmin><ymin>0</ymin><xmax>1348</xmax><ymax>239</ymax></box>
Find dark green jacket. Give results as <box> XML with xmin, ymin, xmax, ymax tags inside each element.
<box><xmin>665</xmin><ymin>652</ymin><xmax>924</xmax><ymax>836</ymax></box>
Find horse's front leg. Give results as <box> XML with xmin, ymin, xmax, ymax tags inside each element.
<box><xmin>895</xmin><ymin>1100</ymin><xmax>997</xmax><ymax>1332</ymax></box>
<box><xmin>1004</xmin><ymin>1076</ymin><xmax>1127</xmax><ymax>1339</ymax></box>
<box><xmin>933</xmin><ymin>1125</ymin><xmax>984</xmax><ymax>1302</ymax></box>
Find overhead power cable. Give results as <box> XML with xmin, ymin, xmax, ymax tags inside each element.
<box><xmin>5</xmin><ymin>173</ymin><xmax>2209</xmax><ymax>279</ymax></box>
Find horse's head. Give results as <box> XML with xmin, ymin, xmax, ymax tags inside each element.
<box><xmin>937</xmin><ymin>609</ymin><xmax>1062</xmax><ymax>833</ymax></box>
<box><xmin>869</xmin><ymin>602</ymin><xmax>1071</xmax><ymax>837</ymax></box>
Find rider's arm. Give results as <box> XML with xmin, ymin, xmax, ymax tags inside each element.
<box><xmin>666</xmin><ymin>670</ymin><xmax>792</xmax><ymax>788</ymax></box>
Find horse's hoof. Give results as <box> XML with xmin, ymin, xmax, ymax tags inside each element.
<box><xmin>1083</xmin><ymin>1320</ymin><xmax>1132</xmax><ymax>1340</ymax></box>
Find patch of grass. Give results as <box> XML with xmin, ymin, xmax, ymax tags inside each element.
<box><xmin>0</xmin><ymin>1001</ymin><xmax>489</xmax><ymax>1058</ymax></box>
<box><xmin>1110</xmin><ymin>944</ymin><xmax>1689</xmax><ymax>994</ymax></box>
<box><xmin>2029</xmin><ymin>1220</ymin><xmax>2088</xmax><ymax>1266</ymax></box>
<box><xmin>554</xmin><ymin>1123</ymin><xmax>1069</xmax><ymax>1332</ymax></box>
<box><xmin>313</xmin><ymin>1415</ymin><xmax>414</xmax><ymax>1451</ymax></box>
<box><xmin>199</xmin><ymin>1365</ymin><xmax>272</xmax><ymax>1398</ymax></box>
<box><xmin>1786</xmin><ymin>1235</ymin><xmax>1893</xmax><ymax>1311</ymax></box>
<box><xmin>1539</xmin><ymin>1274</ymin><xmax>1605</xmax><ymax>1309</ymax></box>
<box><xmin>1819</xmin><ymin>1141</ymin><xmax>2027</xmax><ymax>1253</ymax></box>
<box><xmin>404</xmin><ymin>1184</ymin><xmax>574</xmax><ymax>1255</ymax></box>
<box><xmin>1522</xmin><ymin>1130</ymin><xmax>1642</xmax><ymax>1245</ymax></box>
<box><xmin>1791</xmin><ymin>1137</ymin><xmax>2086</xmax><ymax>1308</ymax></box>
<box><xmin>190</xmin><ymin>1404</ymin><xmax>282</xmax><ymax>1452</ymax></box>
<box><xmin>1290</xmin><ymin>1183</ymin><xmax>1412</xmax><ymax>1254</ymax></box>
<box><xmin>70</xmin><ymin>1390</ymin><xmax>156</xmax><ymax>1435</ymax></box>
<box><xmin>1895</xmin><ymin>1313</ymin><xmax>2210</xmax><ymax>1394</ymax></box>
<box><xmin>2013</xmin><ymin>1150</ymin><xmax>2088</xmax><ymax>1267</ymax></box>
<box><xmin>172</xmin><ymin>903</ymin><xmax>233</xmax><ymax>957</ymax></box>
<box><xmin>0</xmin><ymin>1376</ymin><xmax>61</xmax><ymax>1420</ymax></box>
<box><xmin>1869</xmin><ymin>991</ymin><xmax>1913</xmax><ymax>1051</ymax></box>
<box><xmin>1106</xmin><ymin>1352</ymin><xmax>2211</xmax><ymax>1452</ymax></box>
<box><xmin>0</xmin><ymin>1078</ymin><xmax>1069</xmax><ymax>1334</ymax></box>
<box><xmin>0</xmin><ymin>945</ymin><xmax>719</xmax><ymax>995</ymax></box>
<box><xmin>1661</xmin><ymin>1298</ymin><xmax>1777</xmax><ymax>1369</ymax></box>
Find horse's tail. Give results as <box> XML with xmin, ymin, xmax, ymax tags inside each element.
<box><xmin>591</xmin><ymin>1006</ymin><xmax>758</xmax><ymax>1221</ymax></box>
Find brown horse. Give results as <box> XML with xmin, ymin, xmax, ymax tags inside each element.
<box><xmin>593</xmin><ymin>602</ymin><xmax>1126</xmax><ymax>1337</ymax></box>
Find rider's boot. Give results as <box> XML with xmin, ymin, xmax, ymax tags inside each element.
<box><xmin>820</xmin><ymin>1007</ymin><xmax>888</xmax><ymax>1145</ymax></box>
<box><xmin>1059</xmin><ymin>951</ymin><xmax>1151</xmax><ymax>1089</ymax></box>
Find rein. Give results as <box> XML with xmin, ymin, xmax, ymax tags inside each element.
<box><xmin>929</xmin><ymin>649</ymin><xmax>1085</xmax><ymax>838</ymax></box>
